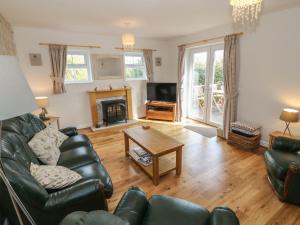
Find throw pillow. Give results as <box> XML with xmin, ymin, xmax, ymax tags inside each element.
<box><xmin>30</xmin><ymin>163</ymin><xmax>82</xmax><ymax>189</ymax></box>
<box><xmin>48</xmin><ymin>125</ymin><xmax>68</xmax><ymax>147</ymax></box>
<box><xmin>28</xmin><ymin>128</ymin><xmax>61</xmax><ymax>165</ymax></box>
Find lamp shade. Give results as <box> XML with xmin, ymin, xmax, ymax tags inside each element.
<box><xmin>122</xmin><ymin>33</ymin><xmax>135</xmax><ymax>48</ymax></box>
<box><xmin>280</xmin><ymin>108</ymin><xmax>299</xmax><ymax>123</ymax></box>
<box><xmin>0</xmin><ymin>55</ymin><xmax>37</xmax><ymax>120</ymax></box>
<box><xmin>35</xmin><ymin>96</ymin><xmax>49</xmax><ymax>108</ymax></box>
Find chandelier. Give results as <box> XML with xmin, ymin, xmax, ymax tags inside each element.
<box><xmin>122</xmin><ymin>22</ymin><xmax>135</xmax><ymax>49</ymax></box>
<box><xmin>230</xmin><ymin>0</ymin><xmax>263</xmax><ymax>24</ymax></box>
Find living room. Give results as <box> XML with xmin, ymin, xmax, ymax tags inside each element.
<box><xmin>1</xmin><ymin>1</ymin><xmax>300</xmax><ymax>225</ymax></box>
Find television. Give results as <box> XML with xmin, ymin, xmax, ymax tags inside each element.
<box><xmin>147</xmin><ymin>83</ymin><xmax>177</xmax><ymax>103</ymax></box>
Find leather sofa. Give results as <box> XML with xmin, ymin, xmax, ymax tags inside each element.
<box><xmin>60</xmin><ymin>187</ymin><xmax>240</xmax><ymax>225</ymax></box>
<box><xmin>0</xmin><ymin>113</ymin><xmax>113</xmax><ymax>225</ymax></box>
<box><xmin>264</xmin><ymin>136</ymin><xmax>300</xmax><ymax>205</ymax></box>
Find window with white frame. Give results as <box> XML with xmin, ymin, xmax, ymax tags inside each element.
<box><xmin>124</xmin><ymin>52</ymin><xmax>147</xmax><ymax>80</ymax></box>
<box><xmin>65</xmin><ymin>50</ymin><xmax>93</xmax><ymax>84</ymax></box>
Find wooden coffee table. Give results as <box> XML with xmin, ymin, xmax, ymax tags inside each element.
<box><xmin>123</xmin><ymin>126</ymin><xmax>184</xmax><ymax>185</ymax></box>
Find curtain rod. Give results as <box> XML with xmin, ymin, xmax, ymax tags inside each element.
<box><xmin>177</xmin><ymin>32</ymin><xmax>243</xmax><ymax>48</ymax></box>
<box><xmin>39</xmin><ymin>43</ymin><xmax>101</xmax><ymax>48</ymax></box>
<box><xmin>115</xmin><ymin>47</ymin><xmax>157</xmax><ymax>52</ymax></box>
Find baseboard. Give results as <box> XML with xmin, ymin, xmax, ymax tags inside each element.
<box><xmin>260</xmin><ymin>140</ymin><xmax>269</xmax><ymax>148</ymax></box>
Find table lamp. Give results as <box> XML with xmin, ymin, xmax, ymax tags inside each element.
<box><xmin>280</xmin><ymin>108</ymin><xmax>299</xmax><ymax>136</ymax></box>
<box><xmin>35</xmin><ymin>96</ymin><xmax>49</xmax><ymax>120</ymax></box>
<box><xmin>0</xmin><ymin>55</ymin><xmax>37</xmax><ymax>225</ymax></box>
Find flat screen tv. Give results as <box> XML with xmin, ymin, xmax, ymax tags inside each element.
<box><xmin>147</xmin><ymin>83</ymin><xmax>177</xmax><ymax>103</ymax></box>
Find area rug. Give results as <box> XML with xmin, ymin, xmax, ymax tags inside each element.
<box><xmin>184</xmin><ymin>125</ymin><xmax>217</xmax><ymax>138</ymax></box>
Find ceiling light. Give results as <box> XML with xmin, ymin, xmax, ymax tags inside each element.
<box><xmin>230</xmin><ymin>0</ymin><xmax>263</xmax><ymax>24</ymax></box>
<box><xmin>122</xmin><ymin>22</ymin><xmax>135</xmax><ymax>49</ymax></box>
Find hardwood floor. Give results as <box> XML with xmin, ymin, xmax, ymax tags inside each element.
<box><xmin>80</xmin><ymin>120</ymin><xmax>300</xmax><ymax>225</ymax></box>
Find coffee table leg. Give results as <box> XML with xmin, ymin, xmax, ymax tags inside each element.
<box><xmin>176</xmin><ymin>148</ymin><xmax>182</xmax><ymax>176</ymax></box>
<box><xmin>153</xmin><ymin>156</ymin><xmax>159</xmax><ymax>185</ymax></box>
<box><xmin>124</xmin><ymin>133</ymin><xmax>129</xmax><ymax>157</ymax></box>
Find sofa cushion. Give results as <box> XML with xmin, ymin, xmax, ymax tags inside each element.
<box><xmin>264</xmin><ymin>150</ymin><xmax>300</xmax><ymax>181</ymax></box>
<box><xmin>142</xmin><ymin>195</ymin><xmax>210</xmax><ymax>225</ymax></box>
<box><xmin>59</xmin><ymin>211</ymin><xmax>129</xmax><ymax>225</ymax></box>
<box><xmin>57</xmin><ymin>146</ymin><xmax>99</xmax><ymax>169</ymax></box>
<box><xmin>60</xmin><ymin>134</ymin><xmax>92</xmax><ymax>152</ymax></box>
<box><xmin>28</xmin><ymin>128</ymin><xmax>61</xmax><ymax>165</ymax></box>
<box><xmin>30</xmin><ymin>163</ymin><xmax>82</xmax><ymax>190</ymax></box>
<box><xmin>73</xmin><ymin>163</ymin><xmax>113</xmax><ymax>198</ymax></box>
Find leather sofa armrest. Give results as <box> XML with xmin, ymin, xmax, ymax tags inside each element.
<box><xmin>59</xmin><ymin>127</ymin><xmax>78</xmax><ymax>137</ymax></box>
<box><xmin>284</xmin><ymin>162</ymin><xmax>300</xmax><ymax>202</ymax></box>
<box><xmin>272</xmin><ymin>137</ymin><xmax>300</xmax><ymax>153</ymax></box>
<box><xmin>210</xmin><ymin>207</ymin><xmax>239</xmax><ymax>225</ymax></box>
<box><xmin>45</xmin><ymin>180</ymin><xmax>108</xmax><ymax>211</ymax></box>
<box><xmin>59</xmin><ymin>211</ymin><xmax>129</xmax><ymax>225</ymax></box>
<box><xmin>114</xmin><ymin>187</ymin><xmax>149</xmax><ymax>225</ymax></box>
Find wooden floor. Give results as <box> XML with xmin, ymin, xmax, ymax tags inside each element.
<box><xmin>81</xmin><ymin>120</ymin><xmax>300</xmax><ymax>225</ymax></box>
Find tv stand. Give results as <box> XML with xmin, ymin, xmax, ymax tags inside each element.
<box><xmin>146</xmin><ymin>101</ymin><xmax>177</xmax><ymax>122</ymax></box>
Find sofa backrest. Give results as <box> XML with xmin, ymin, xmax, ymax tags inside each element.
<box><xmin>0</xmin><ymin>131</ymin><xmax>48</xmax><ymax>207</ymax></box>
<box><xmin>2</xmin><ymin>113</ymin><xmax>46</xmax><ymax>142</ymax></box>
<box><xmin>272</xmin><ymin>136</ymin><xmax>300</xmax><ymax>154</ymax></box>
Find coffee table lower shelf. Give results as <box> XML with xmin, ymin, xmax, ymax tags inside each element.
<box><xmin>129</xmin><ymin>154</ymin><xmax>176</xmax><ymax>178</ymax></box>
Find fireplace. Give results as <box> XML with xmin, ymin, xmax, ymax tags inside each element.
<box><xmin>101</xmin><ymin>99</ymin><xmax>127</xmax><ymax>126</ymax></box>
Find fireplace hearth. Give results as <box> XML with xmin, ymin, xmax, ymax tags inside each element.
<box><xmin>101</xmin><ymin>99</ymin><xmax>127</xmax><ymax>126</ymax></box>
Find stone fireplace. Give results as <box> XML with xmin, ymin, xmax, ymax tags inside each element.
<box><xmin>100</xmin><ymin>99</ymin><xmax>127</xmax><ymax>126</ymax></box>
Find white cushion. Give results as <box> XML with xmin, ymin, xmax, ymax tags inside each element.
<box><xmin>48</xmin><ymin>125</ymin><xmax>68</xmax><ymax>148</ymax></box>
<box><xmin>30</xmin><ymin>163</ymin><xmax>82</xmax><ymax>189</ymax></box>
<box><xmin>28</xmin><ymin>127</ymin><xmax>61</xmax><ymax>165</ymax></box>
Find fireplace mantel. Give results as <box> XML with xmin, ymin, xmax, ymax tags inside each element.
<box><xmin>88</xmin><ymin>88</ymin><xmax>133</xmax><ymax>127</ymax></box>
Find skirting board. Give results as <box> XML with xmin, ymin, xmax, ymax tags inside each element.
<box><xmin>90</xmin><ymin>120</ymin><xmax>139</xmax><ymax>132</ymax></box>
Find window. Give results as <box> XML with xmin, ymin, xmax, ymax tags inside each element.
<box><xmin>65</xmin><ymin>50</ymin><xmax>92</xmax><ymax>84</ymax></box>
<box><xmin>124</xmin><ymin>52</ymin><xmax>147</xmax><ymax>80</ymax></box>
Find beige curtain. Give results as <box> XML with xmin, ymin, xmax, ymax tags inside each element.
<box><xmin>223</xmin><ymin>34</ymin><xmax>240</xmax><ymax>139</ymax></box>
<box><xmin>176</xmin><ymin>46</ymin><xmax>186</xmax><ymax>121</ymax></box>
<box><xmin>49</xmin><ymin>44</ymin><xmax>67</xmax><ymax>94</ymax></box>
<box><xmin>143</xmin><ymin>49</ymin><xmax>154</xmax><ymax>82</ymax></box>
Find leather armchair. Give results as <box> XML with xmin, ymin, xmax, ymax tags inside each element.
<box><xmin>0</xmin><ymin>113</ymin><xmax>113</xmax><ymax>225</ymax></box>
<box><xmin>264</xmin><ymin>136</ymin><xmax>300</xmax><ymax>205</ymax></box>
<box><xmin>60</xmin><ymin>187</ymin><xmax>240</xmax><ymax>225</ymax></box>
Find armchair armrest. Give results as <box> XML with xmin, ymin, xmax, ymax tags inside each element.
<box><xmin>272</xmin><ymin>137</ymin><xmax>300</xmax><ymax>153</ymax></box>
<box><xmin>59</xmin><ymin>211</ymin><xmax>129</xmax><ymax>225</ymax></box>
<box><xmin>284</xmin><ymin>162</ymin><xmax>300</xmax><ymax>204</ymax></box>
<box><xmin>59</xmin><ymin>127</ymin><xmax>78</xmax><ymax>137</ymax></box>
<box><xmin>45</xmin><ymin>179</ymin><xmax>107</xmax><ymax>211</ymax></box>
<box><xmin>114</xmin><ymin>187</ymin><xmax>149</xmax><ymax>225</ymax></box>
<box><xmin>210</xmin><ymin>207</ymin><xmax>239</xmax><ymax>225</ymax></box>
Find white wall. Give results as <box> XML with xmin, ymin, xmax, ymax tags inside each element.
<box><xmin>167</xmin><ymin>6</ymin><xmax>300</xmax><ymax>145</ymax></box>
<box><xmin>14</xmin><ymin>27</ymin><xmax>170</xmax><ymax>128</ymax></box>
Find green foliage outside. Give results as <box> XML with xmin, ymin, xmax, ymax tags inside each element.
<box><xmin>126</xmin><ymin>68</ymin><xmax>144</xmax><ymax>79</ymax></box>
<box><xmin>194</xmin><ymin>61</ymin><xmax>224</xmax><ymax>87</ymax></box>
<box><xmin>65</xmin><ymin>68</ymin><xmax>88</xmax><ymax>81</ymax></box>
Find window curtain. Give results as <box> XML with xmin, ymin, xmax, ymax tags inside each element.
<box><xmin>0</xmin><ymin>14</ymin><xmax>16</xmax><ymax>56</ymax></box>
<box><xmin>223</xmin><ymin>34</ymin><xmax>240</xmax><ymax>139</ymax></box>
<box><xmin>143</xmin><ymin>49</ymin><xmax>154</xmax><ymax>82</ymax></box>
<box><xmin>49</xmin><ymin>44</ymin><xmax>67</xmax><ymax>94</ymax></box>
<box><xmin>176</xmin><ymin>46</ymin><xmax>186</xmax><ymax>121</ymax></box>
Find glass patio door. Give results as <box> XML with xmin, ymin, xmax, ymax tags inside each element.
<box><xmin>187</xmin><ymin>44</ymin><xmax>224</xmax><ymax>126</ymax></box>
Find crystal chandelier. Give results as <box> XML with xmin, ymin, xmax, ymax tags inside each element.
<box><xmin>122</xmin><ymin>22</ymin><xmax>135</xmax><ymax>49</ymax></box>
<box><xmin>230</xmin><ymin>0</ymin><xmax>263</xmax><ymax>24</ymax></box>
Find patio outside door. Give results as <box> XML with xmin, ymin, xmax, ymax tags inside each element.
<box><xmin>187</xmin><ymin>44</ymin><xmax>224</xmax><ymax>126</ymax></box>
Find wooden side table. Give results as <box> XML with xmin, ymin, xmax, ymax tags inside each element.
<box><xmin>269</xmin><ymin>131</ymin><xmax>300</xmax><ymax>148</ymax></box>
<box><xmin>43</xmin><ymin>116</ymin><xmax>60</xmax><ymax>129</ymax></box>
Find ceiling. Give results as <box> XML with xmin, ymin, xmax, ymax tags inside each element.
<box><xmin>0</xmin><ymin>0</ymin><xmax>300</xmax><ymax>39</ymax></box>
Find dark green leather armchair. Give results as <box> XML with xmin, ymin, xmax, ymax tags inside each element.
<box><xmin>264</xmin><ymin>136</ymin><xmax>300</xmax><ymax>205</ymax></box>
<box><xmin>60</xmin><ymin>187</ymin><xmax>240</xmax><ymax>225</ymax></box>
<box><xmin>0</xmin><ymin>113</ymin><xmax>113</xmax><ymax>225</ymax></box>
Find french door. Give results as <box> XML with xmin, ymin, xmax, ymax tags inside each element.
<box><xmin>187</xmin><ymin>44</ymin><xmax>224</xmax><ymax>126</ymax></box>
